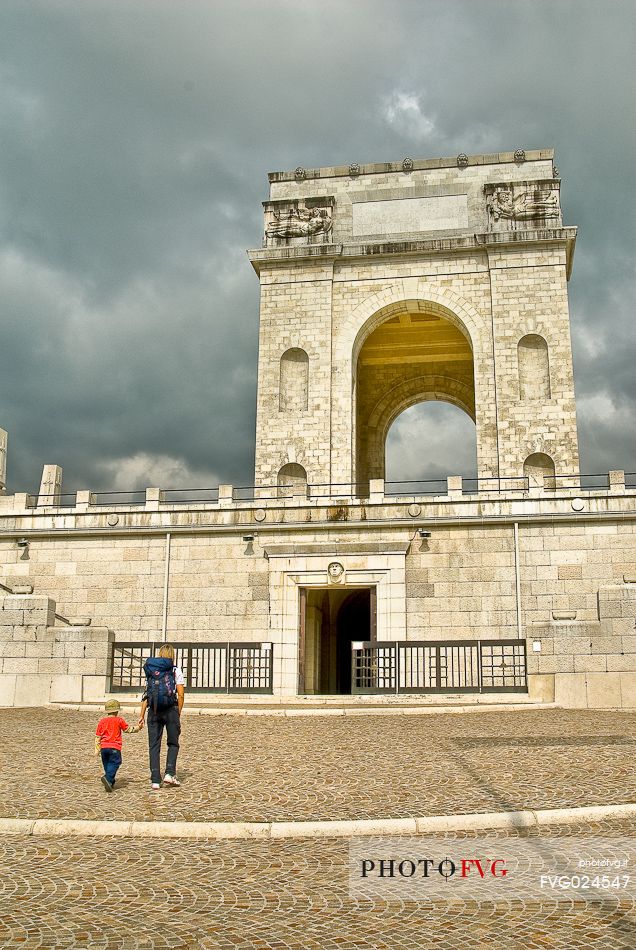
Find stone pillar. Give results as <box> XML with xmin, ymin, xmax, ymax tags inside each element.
<box><xmin>0</xmin><ymin>428</ymin><xmax>7</xmax><ymax>492</ymax></box>
<box><xmin>608</xmin><ymin>470</ymin><xmax>626</xmax><ymax>495</ymax></box>
<box><xmin>75</xmin><ymin>490</ymin><xmax>95</xmax><ymax>512</ymax></box>
<box><xmin>447</xmin><ymin>475</ymin><xmax>463</xmax><ymax>498</ymax></box>
<box><xmin>38</xmin><ymin>464</ymin><xmax>63</xmax><ymax>507</ymax></box>
<box><xmin>218</xmin><ymin>484</ymin><xmax>234</xmax><ymax>508</ymax></box>
<box><xmin>145</xmin><ymin>487</ymin><xmax>165</xmax><ymax>507</ymax></box>
<box><xmin>369</xmin><ymin>479</ymin><xmax>384</xmax><ymax>503</ymax></box>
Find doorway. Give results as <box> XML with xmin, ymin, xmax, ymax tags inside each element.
<box><xmin>299</xmin><ymin>586</ymin><xmax>376</xmax><ymax>695</ymax></box>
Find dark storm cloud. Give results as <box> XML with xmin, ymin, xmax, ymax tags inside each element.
<box><xmin>0</xmin><ymin>0</ymin><xmax>634</xmax><ymax>492</ymax></box>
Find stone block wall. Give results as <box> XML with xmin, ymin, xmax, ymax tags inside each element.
<box><xmin>0</xmin><ymin>534</ymin><xmax>270</xmax><ymax>644</ymax></box>
<box><xmin>0</xmin><ymin>488</ymin><xmax>634</xmax><ymax>707</ymax></box>
<box><xmin>487</xmin><ymin>245</ymin><xmax>579</xmax><ymax>477</ymax></box>
<box><xmin>254</xmin><ymin>262</ymin><xmax>334</xmax><ymax>486</ymax></box>
<box><xmin>1</xmin><ymin>517</ymin><xmax>634</xmax><ymax>654</ymax></box>
<box><xmin>519</xmin><ymin>522</ymin><xmax>636</xmax><ymax>625</ymax></box>
<box><xmin>0</xmin><ymin>590</ymin><xmax>112</xmax><ymax>706</ymax></box>
<box><xmin>406</xmin><ymin>524</ymin><xmax>517</xmax><ymax>640</ymax></box>
<box><xmin>527</xmin><ymin>581</ymin><xmax>636</xmax><ymax>708</ymax></box>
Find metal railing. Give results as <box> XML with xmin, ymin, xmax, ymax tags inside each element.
<box><xmin>462</xmin><ymin>476</ymin><xmax>530</xmax><ymax>494</ymax></box>
<box><xmin>235</xmin><ymin>482</ymin><xmax>371</xmax><ymax>502</ymax></box>
<box><xmin>232</xmin><ymin>485</ymin><xmax>280</xmax><ymax>502</ymax></box>
<box><xmin>543</xmin><ymin>473</ymin><xmax>600</xmax><ymax>491</ymax></box>
<box><xmin>110</xmin><ymin>641</ymin><xmax>273</xmax><ymax>694</ymax></box>
<box><xmin>161</xmin><ymin>488</ymin><xmax>220</xmax><ymax>504</ymax></box>
<box><xmin>91</xmin><ymin>490</ymin><xmax>147</xmax><ymax>506</ymax></box>
<box><xmin>385</xmin><ymin>479</ymin><xmax>448</xmax><ymax>497</ymax></box>
<box><xmin>34</xmin><ymin>492</ymin><xmax>79</xmax><ymax>508</ymax></box>
<box><xmin>9</xmin><ymin>471</ymin><xmax>635</xmax><ymax>511</ymax></box>
<box><xmin>351</xmin><ymin>639</ymin><xmax>527</xmax><ymax>695</ymax></box>
<box><xmin>308</xmin><ymin>482</ymin><xmax>370</xmax><ymax>501</ymax></box>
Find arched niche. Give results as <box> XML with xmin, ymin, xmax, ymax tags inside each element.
<box><xmin>518</xmin><ymin>334</ymin><xmax>551</xmax><ymax>401</ymax></box>
<box><xmin>277</xmin><ymin>462</ymin><xmax>308</xmax><ymax>498</ymax></box>
<box><xmin>279</xmin><ymin>348</ymin><xmax>309</xmax><ymax>412</ymax></box>
<box><xmin>354</xmin><ymin>303</ymin><xmax>475</xmax><ymax>486</ymax></box>
<box><xmin>523</xmin><ymin>452</ymin><xmax>555</xmax><ymax>488</ymax></box>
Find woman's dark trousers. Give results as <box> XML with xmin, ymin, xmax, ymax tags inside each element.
<box><xmin>147</xmin><ymin>706</ymin><xmax>180</xmax><ymax>784</ymax></box>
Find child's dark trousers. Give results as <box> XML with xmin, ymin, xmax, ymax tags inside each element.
<box><xmin>101</xmin><ymin>748</ymin><xmax>122</xmax><ymax>786</ymax></box>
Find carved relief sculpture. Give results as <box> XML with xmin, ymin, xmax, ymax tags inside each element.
<box><xmin>266</xmin><ymin>206</ymin><xmax>332</xmax><ymax>239</ymax></box>
<box><xmin>263</xmin><ymin>197</ymin><xmax>335</xmax><ymax>244</ymax></box>
<box><xmin>485</xmin><ymin>179</ymin><xmax>561</xmax><ymax>231</ymax></box>
<box><xmin>327</xmin><ymin>561</ymin><xmax>345</xmax><ymax>583</ymax></box>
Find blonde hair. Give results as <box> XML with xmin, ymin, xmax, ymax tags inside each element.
<box><xmin>158</xmin><ymin>644</ymin><xmax>175</xmax><ymax>661</ymax></box>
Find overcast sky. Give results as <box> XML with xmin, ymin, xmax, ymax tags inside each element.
<box><xmin>0</xmin><ymin>0</ymin><xmax>634</xmax><ymax>494</ymax></box>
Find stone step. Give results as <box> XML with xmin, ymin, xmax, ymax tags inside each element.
<box><xmin>54</xmin><ymin>689</ymin><xmax>537</xmax><ymax>706</ymax></box>
<box><xmin>50</xmin><ymin>693</ymin><xmax>553</xmax><ymax>717</ymax></box>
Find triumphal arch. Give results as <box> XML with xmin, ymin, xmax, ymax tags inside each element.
<box><xmin>1</xmin><ymin>150</ymin><xmax>635</xmax><ymax>710</ymax></box>
<box><xmin>250</xmin><ymin>150</ymin><xmax>579</xmax><ymax>492</ymax></box>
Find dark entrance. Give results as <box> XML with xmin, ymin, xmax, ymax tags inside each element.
<box><xmin>299</xmin><ymin>586</ymin><xmax>375</xmax><ymax>695</ymax></box>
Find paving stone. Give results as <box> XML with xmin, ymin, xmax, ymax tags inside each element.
<box><xmin>0</xmin><ymin>708</ymin><xmax>634</xmax><ymax>824</ymax></box>
<box><xmin>0</xmin><ymin>821</ymin><xmax>635</xmax><ymax>949</ymax></box>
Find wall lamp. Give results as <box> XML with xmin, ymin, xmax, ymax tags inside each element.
<box><xmin>418</xmin><ymin>529</ymin><xmax>432</xmax><ymax>539</ymax></box>
<box><xmin>17</xmin><ymin>538</ymin><xmax>29</xmax><ymax>549</ymax></box>
<box><xmin>242</xmin><ymin>535</ymin><xmax>255</xmax><ymax>543</ymax></box>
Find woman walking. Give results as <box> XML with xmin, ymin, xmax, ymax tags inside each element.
<box><xmin>138</xmin><ymin>644</ymin><xmax>185</xmax><ymax>790</ymax></box>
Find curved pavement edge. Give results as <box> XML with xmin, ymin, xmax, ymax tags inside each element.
<box><xmin>1</xmin><ymin>803</ymin><xmax>635</xmax><ymax>840</ymax></box>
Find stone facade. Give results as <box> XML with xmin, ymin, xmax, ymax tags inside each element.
<box><xmin>0</xmin><ymin>150</ymin><xmax>633</xmax><ymax>709</ymax></box>
<box><xmin>0</xmin><ymin>477</ymin><xmax>635</xmax><ymax>705</ymax></box>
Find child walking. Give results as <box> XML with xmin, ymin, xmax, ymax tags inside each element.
<box><xmin>95</xmin><ymin>699</ymin><xmax>142</xmax><ymax>792</ymax></box>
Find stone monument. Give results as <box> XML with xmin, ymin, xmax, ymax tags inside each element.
<box><xmin>249</xmin><ymin>150</ymin><xmax>579</xmax><ymax>492</ymax></box>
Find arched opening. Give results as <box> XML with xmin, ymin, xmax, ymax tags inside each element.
<box><xmin>277</xmin><ymin>462</ymin><xmax>308</xmax><ymax>498</ymax></box>
<box><xmin>355</xmin><ymin>301</ymin><xmax>475</xmax><ymax>486</ymax></box>
<box><xmin>524</xmin><ymin>452</ymin><xmax>555</xmax><ymax>488</ymax></box>
<box><xmin>518</xmin><ymin>334</ymin><xmax>551</xmax><ymax>401</ymax></box>
<box><xmin>386</xmin><ymin>401</ymin><xmax>478</xmax><ymax>485</ymax></box>
<box><xmin>279</xmin><ymin>347</ymin><xmax>309</xmax><ymax>412</ymax></box>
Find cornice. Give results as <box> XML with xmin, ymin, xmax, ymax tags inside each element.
<box><xmin>248</xmin><ymin>227</ymin><xmax>577</xmax><ymax>277</ymax></box>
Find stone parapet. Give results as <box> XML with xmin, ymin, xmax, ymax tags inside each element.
<box><xmin>0</xmin><ymin>477</ymin><xmax>633</xmax><ymax>531</ymax></box>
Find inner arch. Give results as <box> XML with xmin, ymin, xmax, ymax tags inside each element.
<box><xmin>386</xmin><ymin>402</ymin><xmax>478</xmax><ymax>483</ymax></box>
<box><xmin>355</xmin><ymin>302</ymin><xmax>475</xmax><ymax>484</ymax></box>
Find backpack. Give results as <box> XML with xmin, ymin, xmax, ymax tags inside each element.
<box><xmin>144</xmin><ymin>656</ymin><xmax>177</xmax><ymax>712</ymax></box>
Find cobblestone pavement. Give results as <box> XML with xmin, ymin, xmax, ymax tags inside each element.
<box><xmin>1</xmin><ymin>821</ymin><xmax>635</xmax><ymax>949</ymax></box>
<box><xmin>0</xmin><ymin>708</ymin><xmax>634</xmax><ymax>823</ymax></box>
